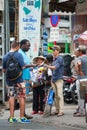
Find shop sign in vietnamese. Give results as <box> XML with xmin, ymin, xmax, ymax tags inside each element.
<box><xmin>50</xmin><ymin>27</ymin><xmax>59</xmax><ymax>42</ymax></box>
<box><xmin>19</xmin><ymin>0</ymin><xmax>42</xmax><ymax>60</ymax></box>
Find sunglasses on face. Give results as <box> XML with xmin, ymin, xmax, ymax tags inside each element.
<box><xmin>52</xmin><ymin>48</ymin><xmax>58</xmax><ymax>51</ymax></box>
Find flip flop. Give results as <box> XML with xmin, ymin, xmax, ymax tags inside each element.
<box><xmin>73</xmin><ymin>113</ymin><xmax>85</xmax><ymax>117</ymax></box>
<box><xmin>51</xmin><ymin>112</ymin><xmax>58</xmax><ymax>115</ymax></box>
<box><xmin>73</xmin><ymin>111</ymin><xmax>79</xmax><ymax>115</ymax></box>
<box><xmin>57</xmin><ymin>113</ymin><xmax>64</xmax><ymax>117</ymax></box>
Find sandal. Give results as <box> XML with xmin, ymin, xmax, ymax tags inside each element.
<box><xmin>57</xmin><ymin>113</ymin><xmax>64</xmax><ymax>117</ymax></box>
<box><xmin>73</xmin><ymin>111</ymin><xmax>78</xmax><ymax>114</ymax></box>
<box><xmin>73</xmin><ymin>112</ymin><xmax>85</xmax><ymax>117</ymax></box>
<box><xmin>51</xmin><ymin>112</ymin><xmax>58</xmax><ymax>115</ymax></box>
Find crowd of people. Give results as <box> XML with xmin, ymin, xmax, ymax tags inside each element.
<box><xmin>2</xmin><ymin>39</ymin><xmax>87</xmax><ymax>123</ymax></box>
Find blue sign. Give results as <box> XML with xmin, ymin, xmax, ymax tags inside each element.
<box><xmin>50</xmin><ymin>15</ymin><xmax>60</xmax><ymax>27</ymax></box>
<box><xmin>43</xmin><ymin>42</ymin><xmax>48</xmax><ymax>57</ymax></box>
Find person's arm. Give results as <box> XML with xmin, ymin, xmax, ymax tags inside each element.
<box><xmin>44</xmin><ymin>57</ymin><xmax>62</xmax><ymax>70</ymax></box>
<box><xmin>24</xmin><ymin>64</ymin><xmax>37</xmax><ymax>68</ymax></box>
<box><xmin>76</xmin><ymin>60</ymin><xmax>84</xmax><ymax>76</ymax></box>
<box><xmin>2</xmin><ymin>56</ymin><xmax>7</xmax><ymax>73</ymax></box>
<box><xmin>18</xmin><ymin>53</ymin><xmax>37</xmax><ymax>69</ymax></box>
<box><xmin>45</xmin><ymin>64</ymin><xmax>56</xmax><ymax>70</ymax></box>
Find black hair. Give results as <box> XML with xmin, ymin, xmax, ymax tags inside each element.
<box><xmin>20</xmin><ymin>39</ymin><xmax>30</xmax><ymax>47</ymax></box>
<box><xmin>79</xmin><ymin>49</ymin><xmax>86</xmax><ymax>54</ymax></box>
<box><xmin>46</xmin><ymin>54</ymin><xmax>53</xmax><ymax>63</ymax></box>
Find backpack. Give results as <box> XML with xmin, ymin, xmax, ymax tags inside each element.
<box><xmin>6</xmin><ymin>52</ymin><xmax>22</xmax><ymax>81</ymax></box>
<box><xmin>63</xmin><ymin>54</ymin><xmax>73</xmax><ymax>76</ymax></box>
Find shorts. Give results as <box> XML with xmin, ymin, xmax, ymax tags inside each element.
<box><xmin>7</xmin><ymin>82</ymin><xmax>26</xmax><ymax>98</ymax></box>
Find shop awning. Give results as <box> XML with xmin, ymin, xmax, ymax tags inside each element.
<box><xmin>49</xmin><ymin>0</ymin><xmax>76</xmax><ymax>14</ymax></box>
<box><xmin>78</xmin><ymin>31</ymin><xmax>87</xmax><ymax>44</ymax></box>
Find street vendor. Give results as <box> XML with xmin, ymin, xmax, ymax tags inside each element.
<box><xmin>31</xmin><ymin>56</ymin><xmax>47</xmax><ymax>115</ymax></box>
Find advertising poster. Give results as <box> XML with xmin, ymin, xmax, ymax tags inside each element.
<box><xmin>19</xmin><ymin>0</ymin><xmax>42</xmax><ymax>61</ymax></box>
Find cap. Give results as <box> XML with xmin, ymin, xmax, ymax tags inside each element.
<box><xmin>52</xmin><ymin>45</ymin><xmax>61</xmax><ymax>52</ymax></box>
<box><xmin>78</xmin><ymin>45</ymin><xmax>86</xmax><ymax>51</ymax></box>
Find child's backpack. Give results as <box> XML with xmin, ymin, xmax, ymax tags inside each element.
<box><xmin>6</xmin><ymin>52</ymin><xmax>22</xmax><ymax>81</ymax></box>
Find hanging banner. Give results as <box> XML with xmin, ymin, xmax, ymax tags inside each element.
<box><xmin>19</xmin><ymin>0</ymin><xmax>42</xmax><ymax>60</ymax></box>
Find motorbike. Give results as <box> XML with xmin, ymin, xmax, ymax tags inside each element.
<box><xmin>63</xmin><ymin>76</ymin><xmax>78</xmax><ymax>104</ymax></box>
<box><xmin>70</xmin><ymin>79</ymin><xmax>78</xmax><ymax>104</ymax></box>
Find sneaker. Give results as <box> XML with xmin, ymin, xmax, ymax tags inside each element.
<box><xmin>8</xmin><ymin>117</ymin><xmax>17</xmax><ymax>123</ymax></box>
<box><xmin>17</xmin><ymin>117</ymin><xmax>30</xmax><ymax>123</ymax></box>
<box><xmin>24</xmin><ymin>113</ymin><xmax>33</xmax><ymax>119</ymax></box>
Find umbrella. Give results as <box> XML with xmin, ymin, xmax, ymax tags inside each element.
<box><xmin>78</xmin><ymin>31</ymin><xmax>87</xmax><ymax>44</ymax></box>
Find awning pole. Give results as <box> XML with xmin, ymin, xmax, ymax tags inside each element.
<box><xmin>65</xmin><ymin>42</ymin><xmax>68</xmax><ymax>53</ymax></box>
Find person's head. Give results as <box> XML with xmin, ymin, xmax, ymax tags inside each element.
<box><xmin>33</xmin><ymin>56</ymin><xmax>45</xmax><ymax>65</ymax></box>
<box><xmin>74</xmin><ymin>48</ymin><xmax>80</xmax><ymax>57</ymax></box>
<box><xmin>78</xmin><ymin>45</ymin><xmax>86</xmax><ymax>55</ymax></box>
<box><xmin>46</xmin><ymin>54</ymin><xmax>53</xmax><ymax>64</ymax></box>
<box><xmin>20</xmin><ymin>39</ymin><xmax>30</xmax><ymax>52</ymax></box>
<box><xmin>10</xmin><ymin>41</ymin><xmax>20</xmax><ymax>51</ymax></box>
<box><xmin>52</xmin><ymin>45</ymin><xmax>61</xmax><ymax>57</ymax></box>
<box><xmin>37</xmin><ymin>58</ymin><xmax>44</xmax><ymax>65</ymax></box>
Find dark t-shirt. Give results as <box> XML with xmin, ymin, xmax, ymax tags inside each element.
<box><xmin>3</xmin><ymin>51</ymin><xmax>25</xmax><ymax>86</ymax></box>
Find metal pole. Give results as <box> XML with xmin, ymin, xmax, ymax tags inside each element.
<box><xmin>4</xmin><ymin>0</ymin><xmax>10</xmax><ymax>53</ymax></box>
<box><xmin>3</xmin><ymin>0</ymin><xmax>10</xmax><ymax>102</ymax></box>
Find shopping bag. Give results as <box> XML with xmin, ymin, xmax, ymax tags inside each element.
<box><xmin>47</xmin><ymin>89</ymin><xmax>55</xmax><ymax>105</ymax></box>
<box><xmin>43</xmin><ymin>88</ymin><xmax>55</xmax><ymax>118</ymax></box>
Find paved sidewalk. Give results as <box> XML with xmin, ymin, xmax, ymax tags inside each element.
<box><xmin>0</xmin><ymin>102</ymin><xmax>87</xmax><ymax>129</ymax></box>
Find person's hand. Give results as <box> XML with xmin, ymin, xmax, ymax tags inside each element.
<box><xmin>32</xmin><ymin>64</ymin><xmax>37</xmax><ymax>67</ymax></box>
<box><xmin>44</xmin><ymin>64</ymin><xmax>48</xmax><ymax>68</ymax></box>
<box><xmin>79</xmin><ymin>71</ymin><xmax>84</xmax><ymax>76</ymax></box>
<box><xmin>30</xmin><ymin>64</ymin><xmax>37</xmax><ymax>67</ymax></box>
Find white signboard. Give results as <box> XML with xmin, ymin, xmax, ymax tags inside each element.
<box><xmin>19</xmin><ymin>0</ymin><xmax>42</xmax><ymax>60</ymax></box>
<box><xmin>50</xmin><ymin>27</ymin><xmax>59</xmax><ymax>42</ymax></box>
